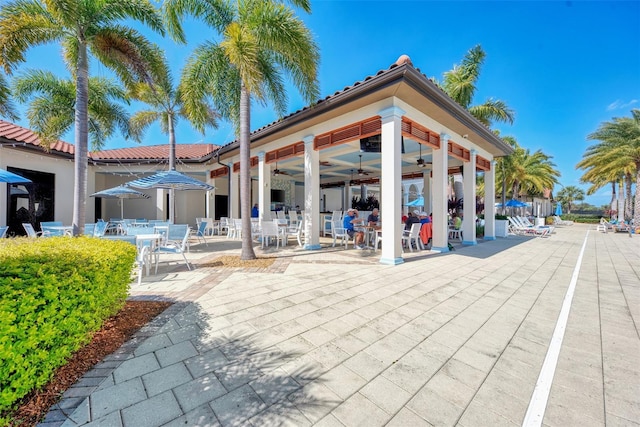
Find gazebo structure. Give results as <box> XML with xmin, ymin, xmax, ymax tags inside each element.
<box><xmin>209</xmin><ymin>55</ymin><xmax>513</xmax><ymax>264</ymax></box>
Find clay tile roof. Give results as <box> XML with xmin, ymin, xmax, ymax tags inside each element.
<box><xmin>90</xmin><ymin>144</ymin><xmax>218</xmax><ymax>162</ymax></box>
<box><xmin>0</xmin><ymin>120</ymin><xmax>75</xmax><ymax>155</ymax></box>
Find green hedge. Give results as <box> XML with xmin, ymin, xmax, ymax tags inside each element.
<box><xmin>0</xmin><ymin>236</ymin><xmax>136</xmax><ymax>416</ymax></box>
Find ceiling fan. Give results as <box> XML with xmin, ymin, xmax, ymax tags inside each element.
<box><xmin>416</xmin><ymin>143</ymin><xmax>431</xmax><ymax>168</ymax></box>
<box><xmin>272</xmin><ymin>162</ymin><xmax>290</xmax><ymax>176</ymax></box>
<box><xmin>357</xmin><ymin>154</ymin><xmax>370</xmax><ymax>176</ymax></box>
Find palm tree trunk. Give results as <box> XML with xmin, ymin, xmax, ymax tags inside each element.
<box><xmin>634</xmin><ymin>165</ymin><xmax>640</xmax><ymax>229</ymax></box>
<box><xmin>168</xmin><ymin>113</ymin><xmax>176</xmax><ymax>222</ymax></box>
<box><xmin>501</xmin><ymin>161</ymin><xmax>507</xmax><ymax>215</ymax></box>
<box><xmin>73</xmin><ymin>43</ymin><xmax>89</xmax><ymax>236</ymax></box>
<box><xmin>239</xmin><ymin>84</ymin><xmax>256</xmax><ymax>260</ymax></box>
<box><xmin>617</xmin><ymin>181</ymin><xmax>625</xmax><ymax>221</ymax></box>
<box><xmin>610</xmin><ymin>181</ymin><xmax>616</xmax><ymax>218</ymax></box>
<box><xmin>625</xmin><ymin>172</ymin><xmax>632</xmax><ymax>220</ymax></box>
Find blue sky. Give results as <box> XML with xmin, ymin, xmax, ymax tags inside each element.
<box><xmin>10</xmin><ymin>0</ymin><xmax>640</xmax><ymax>206</ymax></box>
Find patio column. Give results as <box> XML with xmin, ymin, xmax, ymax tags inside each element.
<box><xmin>257</xmin><ymin>152</ymin><xmax>271</xmax><ymax>223</ymax></box>
<box><xmin>303</xmin><ymin>135</ymin><xmax>321</xmax><ymax>249</ymax></box>
<box><xmin>229</xmin><ymin>163</ymin><xmax>239</xmax><ymax>218</ymax></box>
<box><xmin>155</xmin><ymin>189</ymin><xmax>166</xmax><ymax>221</ymax></box>
<box><xmin>423</xmin><ymin>172</ymin><xmax>432</xmax><ymax>215</ymax></box>
<box><xmin>462</xmin><ymin>149</ymin><xmax>477</xmax><ymax>245</ymax></box>
<box><xmin>379</xmin><ymin>106</ymin><xmax>404</xmax><ymax>265</ymax></box>
<box><xmin>484</xmin><ymin>160</ymin><xmax>496</xmax><ymax>240</ymax></box>
<box><xmin>431</xmin><ymin>133</ymin><xmax>450</xmax><ymax>252</ymax></box>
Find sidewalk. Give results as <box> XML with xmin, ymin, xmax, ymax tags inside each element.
<box><xmin>41</xmin><ymin>224</ymin><xmax>639</xmax><ymax>426</ymax></box>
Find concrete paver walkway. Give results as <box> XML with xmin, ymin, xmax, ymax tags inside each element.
<box><xmin>40</xmin><ymin>225</ymin><xmax>639</xmax><ymax>426</ymax></box>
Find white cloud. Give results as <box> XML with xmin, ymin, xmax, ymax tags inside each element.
<box><xmin>607</xmin><ymin>99</ymin><xmax>638</xmax><ymax>111</ymax></box>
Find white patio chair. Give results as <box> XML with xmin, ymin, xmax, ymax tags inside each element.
<box><xmin>154</xmin><ymin>224</ymin><xmax>192</xmax><ymax>273</ymax></box>
<box><xmin>331</xmin><ymin>220</ymin><xmax>353</xmax><ymax>248</ymax></box>
<box><xmin>261</xmin><ymin>221</ymin><xmax>282</xmax><ymax>248</ymax></box>
<box><xmin>402</xmin><ymin>223</ymin><xmax>423</xmax><ymax>252</ymax></box>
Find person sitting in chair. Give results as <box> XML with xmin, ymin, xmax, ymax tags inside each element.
<box><xmin>344</xmin><ymin>208</ymin><xmax>365</xmax><ymax>249</ymax></box>
<box><xmin>251</xmin><ymin>203</ymin><xmax>259</xmax><ymax>218</ymax></box>
<box><xmin>367</xmin><ymin>208</ymin><xmax>380</xmax><ymax>227</ymax></box>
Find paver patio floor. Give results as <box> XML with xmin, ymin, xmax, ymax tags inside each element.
<box><xmin>41</xmin><ymin>224</ymin><xmax>639</xmax><ymax>426</ymax></box>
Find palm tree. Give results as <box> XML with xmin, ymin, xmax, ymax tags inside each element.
<box><xmin>128</xmin><ymin>59</ymin><xmax>219</xmax><ymax>222</ymax></box>
<box><xmin>12</xmin><ymin>70</ymin><xmax>132</xmax><ymax>148</ymax></box>
<box><xmin>440</xmin><ymin>45</ymin><xmax>515</xmax><ymax>127</ymax></box>
<box><xmin>0</xmin><ymin>0</ymin><xmax>165</xmax><ymax>235</ymax></box>
<box><xmin>496</xmin><ymin>138</ymin><xmax>560</xmax><ymax>210</ymax></box>
<box><xmin>495</xmin><ymin>135</ymin><xmax>519</xmax><ymax>214</ymax></box>
<box><xmin>579</xmin><ymin>109</ymin><xmax>640</xmax><ymax>225</ymax></box>
<box><xmin>0</xmin><ymin>72</ymin><xmax>18</xmax><ymax>120</ymax></box>
<box><xmin>166</xmin><ymin>0</ymin><xmax>319</xmax><ymax>260</ymax></box>
<box><xmin>556</xmin><ymin>185</ymin><xmax>585</xmax><ymax>214</ymax></box>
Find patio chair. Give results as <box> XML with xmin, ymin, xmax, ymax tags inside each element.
<box><xmin>324</xmin><ymin>211</ymin><xmax>342</xmax><ymax>237</ymax></box>
<box><xmin>93</xmin><ymin>221</ymin><xmax>109</xmax><ymax>237</ymax></box>
<box><xmin>331</xmin><ymin>220</ymin><xmax>353</xmax><ymax>248</ymax></box>
<box><xmin>194</xmin><ymin>220</ymin><xmax>209</xmax><ymax>246</ymax></box>
<box><xmin>0</xmin><ymin>226</ymin><xmax>8</xmax><ymax>238</ymax></box>
<box><xmin>284</xmin><ymin>219</ymin><xmax>304</xmax><ymax>246</ymax></box>
<box><xmin>41</xmin><ymin>225</ymin><xmax>66</xmax><ymax>236</ymax></box>
<box><xmin>402</xmin><ymin>223</ymin><xmax>423</xmax><ymax>252</ymax></box>
<box><xmin>552</xmin><ymin>215</ymin><xmax>574</xmax><ymax>226</ymax></box>
<box><xmin>154</xmin><ymin>224</ymin><xmax>192</xmax><ymax>273</ymax></box>
<box><xmin>261</xmin><ymin>221</ymin><xmax>282</xmax><ymax>248</ymax></box>
<box><xmin>84</xmin><ymin>223</ymin><xmax>96</xmax><ymax>236</ymax></box>
<box><xmin>23</xmin><ymin>223</ymin><xmax>45</xmax><ymax>237</ymax></box>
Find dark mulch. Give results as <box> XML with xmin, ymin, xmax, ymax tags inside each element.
<box><xmin>5</xmin><ymin>300</ymin><xmax>172</xmax><ymax>427</ymax></box>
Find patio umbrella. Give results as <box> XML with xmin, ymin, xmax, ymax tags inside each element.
<box><xmin>90</xmin><ymin>186</ymin><xmax>150</xmax><ymax>219</ymax></box>
<box><xmin>405</xmin><ymin>196</ymin><xmax>424</xmax><ymax>207</ymax></box>
<box><xmin>0</xmin><ymin>168</ymin><xmax>32</xmax><ymax>184</ymax></box>
<box><xmin>126</xmin><ymin>170</ymin><xmax>214</xmax><ymax>223</ymax></box>
<box><xmin>505</xmin><ymin>199</ymin><xmax>528</xmax><ymax>208</ymax></box>
<box><xmin>555</xmin><ymin>203</ymin><xmax>562</xmax><ymax>216</ymax></box>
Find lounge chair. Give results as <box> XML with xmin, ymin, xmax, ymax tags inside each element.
<box><xmin>552</xmin><ymin>215</ymin><xmax>574</xmax><ymax>226</ymax></box>
<box><xmin>0</xmin><ymin>226</ymin><xmax>8</xmax><ymax>238</ymax></box>
<box><xmin>508</xmin><ymin>217</ymin><xmax>552</xmax><ymax>237</ymax></box>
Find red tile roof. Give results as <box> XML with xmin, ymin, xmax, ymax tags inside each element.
<box><xmin>0</xmin><ymin>120</ymin><xmax>75</xmax><ymax>155</ymax></box>
<box><xmin>0</xmin><ymin>120</ymin><xmax>218</xmax><ymax>162</ymax></box>
<box><xmin>90</xmin><ymin>144</ymin><xmax>218</xmax><ymax>162</ymax></box>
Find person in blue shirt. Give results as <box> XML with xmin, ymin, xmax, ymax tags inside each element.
<box><xmin>251</xmin><ymin>203</ymin><xmax>259</xmax><ymax>218</ymax></box>
<box><xmin>367</xmin><ymin>208</ymin><xmax>380</xmax><ymax>226</ymax></box>
<box><xmin>343</xmin><ymin>208</ymin><xmax>365</xmax><ymax>249</ymax></box>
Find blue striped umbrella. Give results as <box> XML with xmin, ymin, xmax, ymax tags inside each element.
<box><xmin>126</xmin><ymin>170</ymin><xmax>213</xmax><ymax>191</ymax></box>
<box><xmin>126</xmin><ymin>170</ymin><xmax>214</xmax><ymax>223</ymax></box>
<box><xmin>91</xmin><ymin>186</ymin><xmax>150</xmax><ymax>219</ymax></box>
<box><xmin>0</xmin><ymin>168</ymin><xmax>32</xmax><ymax>183</ymax></box>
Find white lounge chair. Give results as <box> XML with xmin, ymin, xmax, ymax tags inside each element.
<box><xmin>154</xmin><ymin>224</ymin><xmax>191</xmax><ymax>273</ymax></box>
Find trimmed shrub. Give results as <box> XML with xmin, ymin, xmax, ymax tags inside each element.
<box><xmin>0</xmin><ymin>237</ymin><xmax>136</xmax><ymax>415</ymax></box>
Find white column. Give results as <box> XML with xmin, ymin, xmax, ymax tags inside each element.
<box><xmin>462</xmin><ymin>149</ymin><xmax>477</xmax><ymax>245</ymax></box>
<box><xmin>484</xmin><ymin>161</ymin><xmax>496</xmax><ymax>240</ymax></box>
<box><xmin>379</xmin><ymin>106</ymin><xmax>405</xmax><ymax>265</ymax></box>
<box><xmin>423</xmin><ymin>173</ymin><xmax>432</xmax><ymax>215</ymax></box>
<box><xmin>156</xmin><ymin>188</ymin><xmax>167</xmax><ymax>221</ymax></box>
<box><xmin>431</xmin><ymin>133</ymin><xmax>450</xmax><ymax>252</ymax></box>
<box><xmin>303</xmin><ymin>135</ymin><xmax>321</xmax><ymax>249</ymax></box>
<box><xmin>257</xmin><ymin>152</ymin><xmax>271</xmax><ymax>223</ymax></box>
<box><xmin>206</xmin><ymin>183</ymin><xmax>214</xmax><ymax>219</ymax></box>
<box><xmin>229</xmin><ymin>164</ymin><xmax>239</xmax><ymax>218</ymax></box>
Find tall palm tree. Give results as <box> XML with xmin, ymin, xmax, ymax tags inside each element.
<box><xmin>495</xmin><ymin>135</ymin><xmax>519</xmax><ymax>214</ymax></box>
<box><xmin>128</xmin><ymin>59</ymin><xmax>219</xmax><ymax>222</ymax></box>
<box><xmin>0</xmin><ymin>72</ymin><xmax>18</xmax><ymax>120</ymax></box>
<box><xmin>440</xmin><ymin>45</ymin><xmax>515</xmax><ymax>127</ymax></box>
<box><xmin>579</xmin><ymin>109</ymin><xmax>640</xmax><ymax>225</ymax></box>
<box><xmin>556</xmin><ymin>185</ymin><xmax>585</xmax><ymax>214</ymax></box>
<box><xmin>166</xmin><ymin>0</ymin><xmax>319</xmax><ymax>260</ymax></box>
<box><xmin>12</xmin><ymin>70</ymin><xmax>132</xmax><ymax>148</ymax></box>
<box><xmin>0</xmin><ymin>0</ymin><xmax>165</xmax><ymax>235</ymax></box>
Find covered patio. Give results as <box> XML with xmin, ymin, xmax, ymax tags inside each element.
<box><xmin>208</xmin><ymin>55</ymin><xmax>513</xmax><ymax>264</ymax></box>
